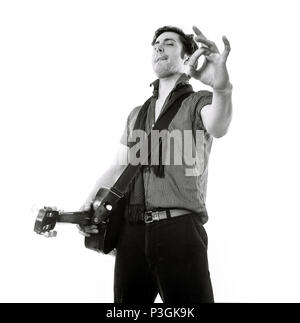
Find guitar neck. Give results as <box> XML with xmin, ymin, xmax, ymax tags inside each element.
<box><xmin>57</xmin><ymin>211</ymin><xmax>91</xmax><ymax>226</ymax></box>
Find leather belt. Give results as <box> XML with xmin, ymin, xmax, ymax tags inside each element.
<box><xmin>143</xmin><ymin>209</ymin><xmax>190</xmax><ymax>224</ymax></box>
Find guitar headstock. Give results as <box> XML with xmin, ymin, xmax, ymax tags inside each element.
<box><xmin>34</xmin><ymin>207</ymin><xmax>59</xmax><ymax>237</ymax></box>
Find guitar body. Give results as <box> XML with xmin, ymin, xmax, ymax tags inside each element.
<box><xmin>84</xmin><ymin>188</ymin><xmax>126</xmax><ymax>254</ymax></box>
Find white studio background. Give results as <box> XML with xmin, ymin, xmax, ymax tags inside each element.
<box><xmin>0</xmin><ymin>0</ymin><xmax>300</xmax><ymax>303</ymax></box>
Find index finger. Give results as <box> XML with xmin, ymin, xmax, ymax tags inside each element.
<box><xmin>189</xmin><ymin>47</ymin><xmax>211</xmax><ymax>67</ymax></box>
<box><xmin>192</xmin><ymin>26</ymin><xmax>207</xmax><ymax>39</ymax></box>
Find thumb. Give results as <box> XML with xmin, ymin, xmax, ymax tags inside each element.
<box><xmin>79</xmin><ymin>200</ymin><xmax>93</xmax><ymax>212</ymax></box>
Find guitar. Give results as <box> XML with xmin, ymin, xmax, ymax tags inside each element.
<box><xmin>33</xmin><ymin>187</ymin><xmax>125</xmax><ymax>254</ymax></box>
<box><xmin>34</xmin><ymin>87</ymin><xmax>193</xmax><ymax>253</ymax></box>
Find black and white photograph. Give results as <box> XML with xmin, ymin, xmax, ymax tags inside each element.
<box><xmin>1</xmin><ymin>0</ymin><xmax>300</xmax><ymax>304</ymax></box>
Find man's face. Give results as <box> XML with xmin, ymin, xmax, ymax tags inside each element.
<box><xmin>152</xmin><ymin>32</ymin><xmax>188</xmax><ymax>78</ymax></box>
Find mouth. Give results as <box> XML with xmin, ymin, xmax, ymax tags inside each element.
<box><xmin>155</xmin><ymin>55</ymin><xmax>168</xmax><ymax>63</ymax></box>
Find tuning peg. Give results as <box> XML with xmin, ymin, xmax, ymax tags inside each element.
<box><xmin>43</xmin><ymin>231</ymin><xmax>57</xmax><ymax>238</ymax></box>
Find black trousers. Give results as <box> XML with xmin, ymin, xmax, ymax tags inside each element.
<box><xmin>114</xmin><ymin>213</ymin><xmax>214</xmax><ymax>303</ymax></box>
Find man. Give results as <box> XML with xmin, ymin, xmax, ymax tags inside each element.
<box><xmin>79</xmin><ymin>25</ymin><xmax>232</xmax><ymax>303</ymax></box>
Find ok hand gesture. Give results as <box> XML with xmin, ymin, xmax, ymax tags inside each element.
<box><xmin>187</xmin><ymin>26</ymin><xmax>231</xmax><ymax>90</ymax></box>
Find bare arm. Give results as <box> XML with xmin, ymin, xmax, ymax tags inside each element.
<box><xmin>187</xmin><ymin>26</ymin><xmax>232</xmax><ymax>138</ymax></box>
<box><xmin>201</xmin><ymin>84</ymin><xmax>232</xmax><ymax>138</ymax></box>
<box><xmin>78</xmin><ymin>144</ymin><xmax>129</xmax><ymax>236</ymax></box>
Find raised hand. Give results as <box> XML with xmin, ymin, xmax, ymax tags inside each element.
<box><xmin>187</xmin><ymin>26</ymin><xmax>231</xmax><ymax>90</ymax></box>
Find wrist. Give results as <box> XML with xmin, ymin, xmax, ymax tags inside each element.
<box><xmin>213</xmin><ymin>82</ymin><xmax>233</xmax><ymax>94</ymax></box>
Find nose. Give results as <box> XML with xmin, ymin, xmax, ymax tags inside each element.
<box><xmin>156</xmin><ymin>44</ymin><xmax>164</xmax><ymax>53</ymax></box>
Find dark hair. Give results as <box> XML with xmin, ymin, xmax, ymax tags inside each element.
<box><xmin>151</xmin><ymin>26</ymin><xmax>198</xmax><ymax>58</ymax></box>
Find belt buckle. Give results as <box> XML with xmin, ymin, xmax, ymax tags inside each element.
<box><xmin>144</xmin><ymin>211</ymin><xmax>160</xmax><ymax>223</ymax></box>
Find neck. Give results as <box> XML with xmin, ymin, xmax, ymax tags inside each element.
<box><xmin>158</xmin><ymin>73</ymin><xmax>182</xmax><ymax>99</ymax></box>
